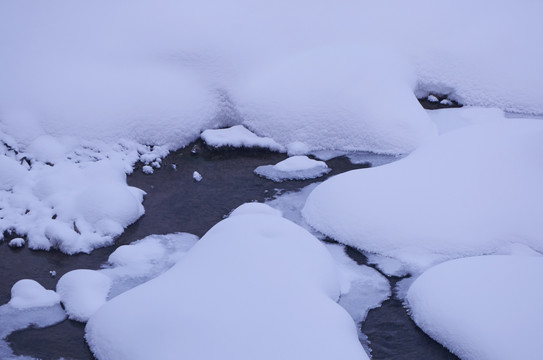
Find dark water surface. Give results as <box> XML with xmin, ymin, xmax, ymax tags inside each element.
<box><xmin>3</xmin><ymin>140</ymin><xmax>457</xmax><ymax>360</ymax></box>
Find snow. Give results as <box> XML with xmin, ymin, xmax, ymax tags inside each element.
<box><xmin>201</xmin><ymin>125</ymin><xmax>284</xmax><ymax>152</ymax></box>
<box><xmin>0</xmin><ymin>302</ymin><xmax>66</xmax><ymax>360</ymax></box>
<box><xmin>255</xmin><ymin>156</ymin><xmax>331</xmax><ymax>182</ymax></box>
<box><xmin>232</xmin><ymin>44</ymin><xmax>438</xmax><ymax>154</ymax></box>
<box><xmin>56</xmin><ymin>270</ymin><xmax>112</xmax><ymax>322</ymax></box>
<box><xmin>9</xmin><ymin>279</ymin><xmax>60</xmax><ymax>310</ymax></box>
<box><xmin>427</xmin><ymin>95</ymin><xmax>439</xmax><ymax>103</ymax></box>
<box><xmin>86</xmin><ymin>204</ymin><xmax>367</xmax><ymax>360</ymax></box>
<box><xmin>8</xmin><ymin>238</ymin><xmax>25</xmax><ymax>248</ymax></box>
<box><xmin>303</xmin><ymin>119</ymin><xmax>543</xmax><ymax>274</ymax></box>
<box><xmin>406</xmin><ymin>255</ymin><xmax>543</xmax><ymax>360</ymax></box>
<box><xmin>192</xmin><ymin>171</ymin><xmax>202</xmax><ymax>182</ymax></box>
<box><xmin>325</xmin><ymin>244</ymin><xmax>390</xmax><ymax>332</ymax></box>
<box><xmin>0</xmin><ymin>147</ymin><xmax>146</xmax><ymax>254</ymax></box>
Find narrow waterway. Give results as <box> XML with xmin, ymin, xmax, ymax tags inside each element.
<box><xmin>3</xmin><ymin>139</ymin><xmax>457</xmax><ymax>360</ymax></box>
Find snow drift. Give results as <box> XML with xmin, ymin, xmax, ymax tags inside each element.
<box><xmin>86</xmin><ymin>204</ymin><xmax>367</xmax><ymax>360</ymax></box>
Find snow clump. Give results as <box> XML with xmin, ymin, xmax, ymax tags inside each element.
<box><xmin>255</xmin><ymin>156</ymin><xmax>331</xmax><ymax>181</ymax></box>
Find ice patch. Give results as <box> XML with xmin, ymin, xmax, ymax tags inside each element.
<box><xmin>254</xmin><ymin>156</ymin><xmax>331</xmax><ymax>181</ymax></box>
<box><xmin>407</xmin><ymin>255</ymin><xmax>543</xmax><ymax>360</ymax></box>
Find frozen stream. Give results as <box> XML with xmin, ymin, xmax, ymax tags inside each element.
<box><xmin>1</xmin><ymin>140</ymin><xmax>456</xmax><ymax>360</ymax></box>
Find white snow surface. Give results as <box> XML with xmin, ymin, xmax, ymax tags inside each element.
<box><xmin>0</xmin><ymin>138</ymin><xmax>148</xmax><ymax>254</ymax></box>
<box><xmin>86</xmin><ymin>204</ymin><xmax>367</xmax><ymax>360</ymax></box>
<box><xmin>56</xmin><ymin>270</ymin><xmax>112</xmax><ymax>322</ymax></box>
<box><xmin>9</xmin><ymin>279</ymin><xmax>60</xmax><ymax>310</ymax></box>
<box><xmin>2</xmin><ymin>0</ymin><xmax>541</xmax><ymax>154</ymax></box>
<box><xmin>255</xmin><ymin>156</ymin><xmax>331</xmax><ymax>182</ymax></box>
<box><xmin>407</xmin><ymin>255</ymin><xmax>543</xmax><ymax>360</ymax></box>
<box><xmin>303</xmin><ymin>119</ymin><xmax>543</xmax><ymax>274</ymax></box>
<box><xmin>201</xmin><ymin>125</ymin><xmax>284</xmax><ymax>151</ymax></box>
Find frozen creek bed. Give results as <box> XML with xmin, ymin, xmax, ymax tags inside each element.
<box><xmin>0</xmin><ymin>139</ymin><xmax>458</xmax><ymax>360</ymax></box>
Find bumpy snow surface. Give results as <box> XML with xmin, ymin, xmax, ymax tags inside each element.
<box><xmin>86</xmin><ymin>204</ymin><xmax>367</xmax><ymax>360</ymax></box>
<box><xmin>407</xmin><ymin>255</ymin><xmax>543</xmax><ymax>360</ymax></box>
<box><xmin>303</xmin><ymin>119</ymin><xmax>543</xmax><ymax>273</ymax></box>
<box><xmin>255</xmin><ymin>156</ymin><xmax>331</xmax><ymax>181</ymax></box>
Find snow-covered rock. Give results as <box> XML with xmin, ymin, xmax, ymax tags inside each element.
<box><xmin>201</xmin><ymin>125</ymin><xmax>284</xmax><ymax>151</ymax></box>
<box><xmin>86</xmin><ymin>204</ymin><xmax>367</xmax><ymax>360</ymax></box>
<box><xmin>8</xmin><ymin>238</ymin><xmax>25</xmax><ymax>248</ymax></box>
<box><xmin>192</xmin><ymin>171</ymin><xmax>202</xmax><ymax>182</ymax></box>
<box><xmin>406</xmin><ymin>255</ymin><xmax>543</xmax><ymax>360</ymax></box>
<box><xmin>255</xmin><ymin>156</ymin><xmax>331</xmax><ymax>181</ymax></box>
<box><xmin>9</xmin><ymin>279</ymin><xmax>60</xmax><ymax>310</ymax></box>
<box><xmin>56</xmin><ymin>270</ymin><xmax>112</xmax><ymax>322</ymax></box>
<box><xmin>303</xmin><ymin>119</ymin><xmax>543</xmax><ymax>274</ymax></box>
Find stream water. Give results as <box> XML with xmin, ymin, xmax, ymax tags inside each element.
<box><xmin>1</xmin><ymin>139</ymin><xmax>457</xmax><ymax>360</ymax></box>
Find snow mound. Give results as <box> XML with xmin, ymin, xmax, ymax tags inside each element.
<box><xmin>0</xmin><ymin>149</ymin><xmax>145</xmax><ymax>254</ymax></box>
<box><xmin>255</xmin><ymin>156</ymin><xmax>331</xmax><ymax>181</ymax></box>
<box><xmin>303</xmin><ymin>119</ymin><xmax>543</xmax><ymax>273</ymax></box>
<box><xmin>233</xmin><ymin>45</ymin><xmax>437</xmax><ymax>154</ymax></box>
<box><xmin>201</xmin><ymin>125</ymin><xmax>284</xmax><ymax>151</ymax></box>
<box><xmin>56</xmin><ymin>270</ymin><xmax>112</xmax><ymax>322</ymax></box>
<box><xmin>8</xmin><ymin>238</ymin><xmax>25</xmax><ymax>248</ymax></box>
<box><xmin>86</xmin><ymin>203</ymin><xmax>367</xmax><ymax>360</ymax></box>
<box><xmin>9</xmin><ymin>279</ymin><xmax>60</xmax><ymax>310</ymax></box>
<box><xmin>406</xmin><ymin>255</ymin><xmax>543</xmax><ymax>360</ymax></box>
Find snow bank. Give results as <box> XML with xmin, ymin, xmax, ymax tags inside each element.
<box><xmin>9</xmin><ymin>279</ymin><xmax>60</xmax><ymax>310</ymax></box>
<box><xmin>255</xmin><ymin>156</ymin><xmax>331</xmax><ymax>181</ymax></box>
<box><xmin>86</xmin><ymin>204</ymin><xmax>367</xmax><ymax>360</ymax></box>
<box><xmin>303</xmin><ymin>119</ymin><xmax>543</xmax><ymax>273</ymax></box>
<box><xmin>56</xmin><ymin>270</ymin><xmax>112</xmax><ymax>322</ymax></box>
<box><xmin>232</xmin><ymin>44</ymin><xmax>437</xmax><ymax>154</ymax></box>
<box><xmin>406</xmin><ymin>255</ymin><xmax>543</xmax><ymax>360</ymax></box>
<box><xmin>201</xmin><ymin>125</ymin><xmax>284</xmax><ymax>151</ymax></box>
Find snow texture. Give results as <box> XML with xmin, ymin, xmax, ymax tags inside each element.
<box><xmin>201</xmin><ymin>125</ymin><xmax>284</xmax><ymax>151</ymax></box>
<box><xmin>9</xmin><ymin>279</ymin><xmax>60</xmax><ymax>310</ymax></box>
<box><xmin>255</xmin><ymin>156</ymin><xmax>331</xmax><ymax>182</ymax></box>
<box><xmin>0</xmin><ymin>140</ymin><xmax>147</xmax><ymax>254</ymax></box>
<box><xmin>56</xmin><ymin>270</ymin><xmax>112</xmax><ymax>322</ymax></box>
<box><xmin>407</xmin><ymin>255</ymin><xmax>543</xmax><ymax>360</ymax></box>
<box><xmin>303</xmin><ymin>119</ymin><xmax>543</xmax><ymax>274</ymax></box>
<box><xmin>86</xmin><ymin>204</ymin><xmax>367</xmax><ymax>360</ymax></box>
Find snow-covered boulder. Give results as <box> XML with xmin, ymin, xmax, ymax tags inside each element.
<box><xmin>406</xmin><ymin>255</ymin><xmax>543</xmax><ymax>360</ymax></box>
<box><xmin>303</xmin><ymin>119</ymin><xmax>543</xmax><ymax>273</ymax></box>
<box><xmin>201</xmin><ymin>125</ymin><xmax>284</xmax><ymax>151</ymax></box>
<box><xmin>86</xmin><ymin>203</ymin><xmax>367</xmax><ymax>360</ymax></box>
<box><xmin>9</xmin><ymin>279</ymin><xmax>60</xmax><ymax>310</ymax></box>
<box><xmin>56</xmin><ymin>270</ymin><xmax>112</xmax><ymax>322</ymax></box>
<box><xmin>255</xmin><ymin>156</ymin><xmax>330</xmax><ymax>181</ymax></box>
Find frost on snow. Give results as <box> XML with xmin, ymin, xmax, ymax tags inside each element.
<box><xmin>201</xmin><ymin>125</ymin><xmax>285</xmax><ymax>152</ymax></box>
<box><xmin>303</xmin><ymin>119</ymin><xmax>543</xmax><ymax>274</ymax></box>
<box><xmin>254</xmin><ymin>156</ymin><xmax>331</xmax><ymax>182</ymax></box>
<box><xmin>406</xmin><ymin>255</ymin><xmax>543</xmax><ymax>360</ymax></box>
<box><xmin>85</xmin><ymin>204</ymin><xmax>367</xmax><ymax>360</ymax></box>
